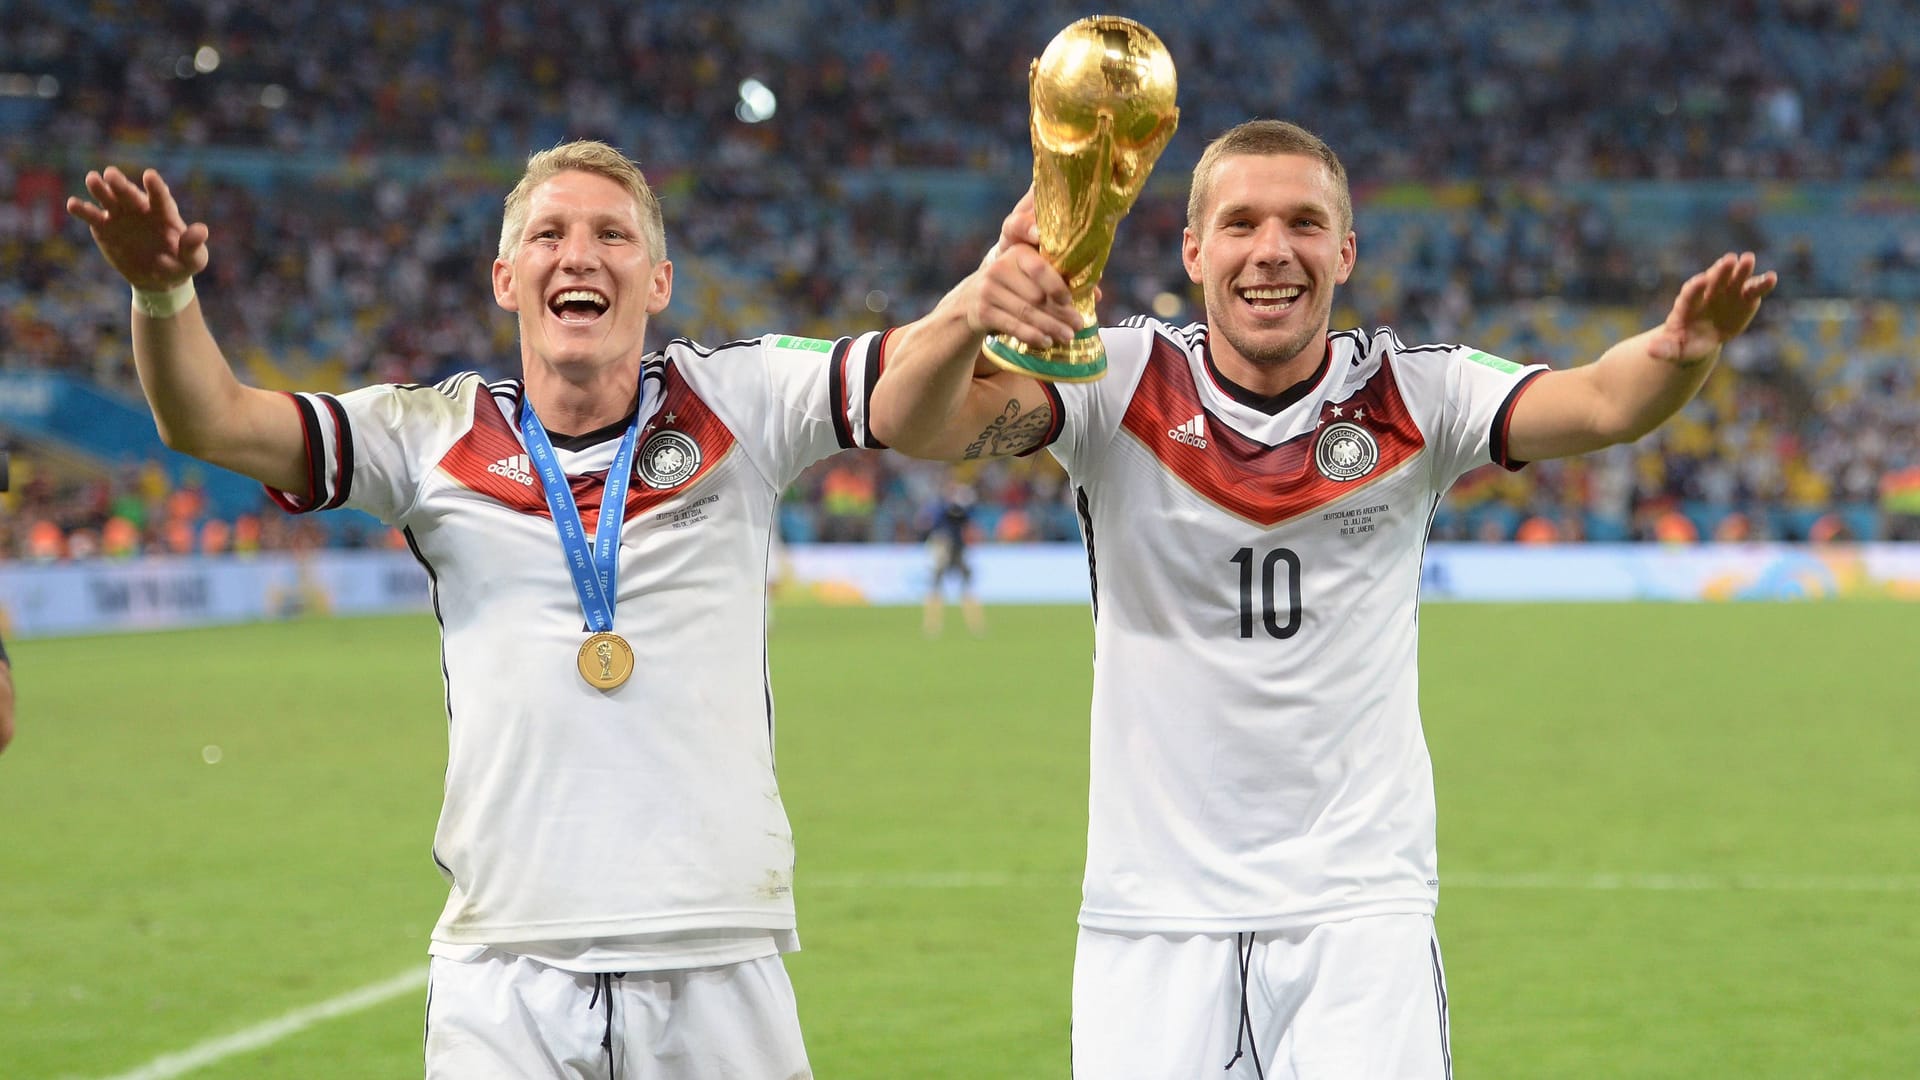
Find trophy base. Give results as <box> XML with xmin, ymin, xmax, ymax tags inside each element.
<box><xmin>982</xmin><ymin>326</ymin><xmax>1106</xmax><ymax>383</ymax></box>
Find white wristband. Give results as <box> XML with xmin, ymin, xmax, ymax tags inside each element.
<box><xmin>132</xmin><ymin>280</ymin><xmax>196</xmax><ymax>319</ymax></box>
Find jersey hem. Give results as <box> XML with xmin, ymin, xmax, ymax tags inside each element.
<box><xmin>428</xmin><ymin>929</ymin><xmax>797</xmax><ymax>974</ymax></box>
<box><xmin>1077</xmin><ymin>895</ymin><xmax>1437</xmax><ymax>933</ymax></box>
<box><xmin>431</xmin><ymin>909</ymin><xmax>798</xmax><ymax>946</ymax></box>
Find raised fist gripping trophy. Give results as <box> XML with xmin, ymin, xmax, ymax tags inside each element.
<box><xmin>984</xmin><ymin>16</ymin><xmax>1178</xmax><ymax>382</ymax></box>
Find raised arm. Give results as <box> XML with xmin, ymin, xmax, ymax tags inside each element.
<box><xmin>870</xmin><ymin>198</ymin><xmax>1083</xmax><ymax>461</ymax></box>
<box><xmin>1508</xmin><ymin>252</ymin><xmax>1778</xmax><ymax>461</ymax></box>
<box><xmin>66</xmin><ymin>167</ymin><xmax>309</xmax><ymax>495</ymax></box>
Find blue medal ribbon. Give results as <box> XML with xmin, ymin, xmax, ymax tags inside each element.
<box><xmin>519</xmin><ymin>384</ymin><xmax>644</xmax><ymax>634</ymax></box>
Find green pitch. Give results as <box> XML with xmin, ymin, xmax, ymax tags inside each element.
<box><xmin>1</xmin><ymin>602</ymin><xmax>1916</xmax><ymax>1078</ymax></box>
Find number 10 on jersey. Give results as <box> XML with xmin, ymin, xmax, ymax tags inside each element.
<box><xmin>1231</xmin><ymin>547</ymin><xmax>1302</xmax><ymax>639</ymax></box>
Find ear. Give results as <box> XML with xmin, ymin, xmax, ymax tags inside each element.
<box><xmin>646</xmin><ymin>259</ymin><xmax>674</xmax><ymax>315</ymax></box>
<box><xmin>492</xmin><ymin>257</ymin><xmax>517</xmax><ymax>313</ymax></box>
<box><xmin>1181</xmin><ymin>227</ymin><xmax>1202</xmax><ymax>285</ymax></box>
<box><xmin>1334</xmin><ymin>230</ymin><xmax>1357</xmax><ymax>285</ymax></box>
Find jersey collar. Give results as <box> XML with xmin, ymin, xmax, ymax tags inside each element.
<box><xmin>1199</xmin><ymin>330</ymin><xmax>1334</xmax><ymax>416</ymax></box>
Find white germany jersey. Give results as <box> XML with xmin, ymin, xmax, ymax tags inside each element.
<box><xmin>269</xmin><ymin>331</ymin><xmax>889</xmax><ymax>948</ymax></box>
<box><xmin>1036</xmin><ymin>320</ymin><xmax>1545</xmax><ymax>933</ymax></box>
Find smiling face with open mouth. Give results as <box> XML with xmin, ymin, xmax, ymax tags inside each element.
<box><xmin>1182</xmin><ymin>152</ymin><xmax>1356</xmax><ymax>394</ymax></box>
<box><xmin>493</xmin><ymin>169</ymin><xmax>672</xmax><ymax>391</ymax></box>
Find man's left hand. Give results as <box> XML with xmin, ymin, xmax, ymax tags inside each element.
<box><xmin>1650</xmin><ymin>252</ymin><xmax>1778</xmax><ymax>366</ymax></box>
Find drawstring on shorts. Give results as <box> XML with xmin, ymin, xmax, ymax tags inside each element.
<box><xmin>1223</xmin><ymin>932</ymin><xmax>1265</xmax><ymax>1076</ymax></box>
<box><xmin>587</xmin><ymin>972</ymin><xmax>627</xmax><ymax>1079</ymax></box>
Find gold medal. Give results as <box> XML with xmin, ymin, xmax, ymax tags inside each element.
<box><xmin>577</xmin><ymin>631</ymin><xmax>634</xmax><ymax>690</ymax></box>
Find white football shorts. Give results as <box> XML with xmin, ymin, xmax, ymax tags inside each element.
<box><xmin>426</xmin><ymin>948</ymin><xmax>812</xmax><ymax>1080</ymax></box>
<box><xmin>1071</xmin><ymin>914</ymin><xmax>1451</xmax><ymax>1079</ymax></box>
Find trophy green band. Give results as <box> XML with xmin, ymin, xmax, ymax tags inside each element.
<box><xmin>985</xmin><ymin>16</ymin><xmax>1178</xmax><ymax>383</ymax></box>
<box><xmin>984</xmin><ymin>325</ymin><xmax>1104</xmax><ymax>382</ymax></box>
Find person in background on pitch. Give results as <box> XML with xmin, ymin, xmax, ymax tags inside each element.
<box><xmin>0</xmin><ymin>632</ymin><xmax>14</xmax><ymax>754</ymax></box>
<box><xmin>0</xmin><ymin>449</ymin><xmax>14</xmax><ymax>754</ymax></box>
<box><xmin>67</xmin><ymin>140</ymin><xmax>931</xmax><ymax>1080</ymax></box>
<box><xmin>871</xmin><ymin>119</ymin><xmax>1777</xmax><ymax>1078</ymax></box>
<box><xmin>921</xmin><ymin>478</ymin><xmax>987</xmax><ymax>637</ymax></box>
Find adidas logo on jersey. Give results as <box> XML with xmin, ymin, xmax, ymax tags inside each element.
<box><xmin>487</xmin><ymin>453</ymin><xmax>535</xmax><ymax>486</ymax></box>
<box><xmin>1167</xmin><ymin>413</ymin><xmax>1209</xmax><ymax>449</ymax></box>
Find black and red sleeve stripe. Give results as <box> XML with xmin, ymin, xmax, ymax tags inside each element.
<box><xmin>1014</xmin><ymin>381</ymin><xmax>1066</xmax><ymax>457</ymax></box>
<box><xmin>1489</xmin><ymin>369</ymin><xmax>1547</xmax><ymax>471</ymax></box>
<box><xmin>265</xmin><ymin>391</ymin><xmax>354</xmax><ymax>512</ymax></box>
<box><xmin>827</xmin><ymin>337</ymin><xmax>855</xmax><ymax>450</ymax></box>
<box><xmin>860</xmin><ymin>327</ymin><xmax>895</xmax><ymax>450</ymax></box>
<box><xmin>316</xmin><ymin>394</ymin><xmax>353</xmax><ymax>510</ymax></box>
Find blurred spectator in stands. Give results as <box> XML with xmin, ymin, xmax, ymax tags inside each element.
<box><xmin>1712</xmin><ymin>511</ymin><xmax>1754</xmax><ymax>543</ymax></box>
<box><xmin>1</xmin><ymin>0</ymin><xmax>1917</xmax><ymax>551</ymax></box>
<box><xmin>816</xmin><ymin>456</ymin><xmax>880</xmax><ymax>543</ymax></box>
<box><xmin>1806</xmin><ymin>512</ymin><xmax>1854</xmax><ymax>544</ymax></box>
<box><xmin>101</xmin><ymin>515</ymin><xmax>138</xmax><ymax>558</ymax></box>
<box><xmin>1513</xmin><ymin>515</ymin><xmax>1561</xmax><ymax>544</ymax></box>
<box><xmin>1875</xmin><ymin>230</ymin><xmax>1920</xmax><ymax>273</ymax></box>
<box><xmin>1883</xmin><ymin>466</ymin><xmax>1920</xmax><ymax>541</ymax></box>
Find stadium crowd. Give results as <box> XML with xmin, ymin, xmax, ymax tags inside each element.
<box><xmin>2</xmin><ymin>0</ymin><xmax>1917</xmax><ymax>557</ymax></box>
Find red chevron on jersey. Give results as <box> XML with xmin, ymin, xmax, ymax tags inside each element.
<box><xmin>611</xmin><ymin>363</ymin><xmax>737</xmax><ymax>528</ymax></box>
<box><xmin>1118</xmin><ymin>336</ymin><xmax>1426</xmax><ymax>527</ymax></box>
<box><xmin>436</xmin><ymin>364</ymin><xmax>738</xmax><ymax>529</ymax></box>
<box><xmin>437</xmin><ymin>393</ymin><xmax>546</xmax><ymax>514</ymax></box>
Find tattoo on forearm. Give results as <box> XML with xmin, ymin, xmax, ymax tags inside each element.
<box><xmin>961</xmin><ymin>400</ymin><xmax>1054</xmax><ymax>460</ymax></box>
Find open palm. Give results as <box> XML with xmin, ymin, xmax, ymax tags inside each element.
<box><xmin>1651</xmin><ymin>252</ymin><xmax>1778</xmax><ymax>365</ymax></box>
<box><xmin>64</xmin><ymin>167</ymin><xmax>209</xmax><ymax>291</ymax></box>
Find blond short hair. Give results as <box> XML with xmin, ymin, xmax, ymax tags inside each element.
<box><xmin>1186</xmin><ymin>120</ymin><xmax>1352</xmax><ymax>235</ymax></box>
<box><xmin>498</xmin><ymin>140</ymin><xmax>667</xmax><ymax>262</ymax></box>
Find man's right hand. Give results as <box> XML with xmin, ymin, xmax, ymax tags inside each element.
<box><xmin>65</xmin><ymin>167</ymin><xmax>210</xmax><ymax>290</ymax></box>
<box><xmin>64</xmin><ymin>166</ymin><xmax>310</xmax><ymax>497</ymax></box>
<box><xmin>967</xmin><ymin>243</ymin><xmax>1081</xmax><ymax>350</ymax></box>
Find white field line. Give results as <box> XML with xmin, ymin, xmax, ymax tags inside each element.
<box><xmin>805</xmin><ymin>870</ymin><xmax>1920</xmax><ymax>893</ymax></box>
<box><xmin>93</xmin><ymin>870</ymin><xmax>1920</xmax><ymax>1078</ymax></box>
<box><xmin>95</xmin><ymin>967</ymin><xmax>427</xmax><ymax>1080</ymax></box>
<box><xmin>1446</xmin><ymin>870</ymin><xmax>1920</xmax><ymax>893</ymax></box>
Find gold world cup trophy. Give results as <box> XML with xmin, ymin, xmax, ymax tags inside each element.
<box><xmin>984</xmin><ymin>16</ymin><xmax>1178</xmax><ymax>382</ymax></box>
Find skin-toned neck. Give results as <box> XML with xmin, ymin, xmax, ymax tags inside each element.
<box><xmin>522</xmin><ymin>352</ymin><xmax>643</xmax><ymax>435</ymax></box>
<box><xmin>1209</xmin><ymin>328</ymin><xmax>1329</xmax><ymax>399</ymax></box>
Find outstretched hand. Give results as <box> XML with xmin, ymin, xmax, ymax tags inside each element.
<box><xmin>64</xmin><ymin>167</ymin><xmax>209</xmax><ymax>291</ymax></box>
<box><xmin>1649</xmin><ymin>252</ymin><xmax>1777</xmax><ymax>366</ymax></box>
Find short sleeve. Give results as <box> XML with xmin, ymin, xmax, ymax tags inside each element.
<box><xmin>1046</xmin><ymin>322</ymin><xmax>1158</xmax><ymax>478</ymax></box>
<box><xmin>265</xmin><ymin>375</ymin><xmax>478</xmax><ymax>525</ymax></box>
<box><xmin>1391</xmin><ymin>343</ymin><xmax>1548</xmax><ymax>489</ymax></box>
<box><xmin>678</xmin><ymin>330</ymin><xmax>889</xmax><ymax>490</ymax></box>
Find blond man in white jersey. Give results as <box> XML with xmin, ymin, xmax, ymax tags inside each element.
<box><xmin>873</xmin><ymin>120</ymin><xmax>1778</xmax><ymax>1079</ymax></box>
<box><xmin>67</xmin><ymin>142</ymin><xmax>917</xmax><ymax>1079</ymax></box>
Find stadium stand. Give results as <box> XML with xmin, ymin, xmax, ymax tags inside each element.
<box><xmin>1</xmin><ymin>0</ymin><xmax>1916</xmax><ymax>553</ymax></box>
